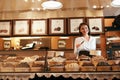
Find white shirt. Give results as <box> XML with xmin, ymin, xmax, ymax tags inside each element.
<box><xmin>74</xmin><ymin>36</ymin><xmax>96</xmax><ymax>54</ymax></box>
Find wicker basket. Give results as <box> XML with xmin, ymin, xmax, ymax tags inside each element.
<box><xmin>65</xmin><ymin>60</ymin><xmax>78</xmax><ymax>64</ymax></box>
<box><xmin>80</xmin><ymin>66</ymin><xmax>96</xmax><ymax>71</ymax></box>
<box><xmin>48</xmin><ymin>61</ymin><xmax>64</xmax><ymax>66</ymax></box>
<box><xmin>65</xmin><ymin>68</ymin><xmax>80</xmax><ymax>72</ymax></box>
<box><xmin>49</xmin><ymin>66</ymin><xmax>64</xmax><ymax>72</ymax></box>
<box><xmin>97</xmin><ymin>66</ymin><xmax>111</xmax><ymax>71</ymax></box>
<box><xmin>15</xmin><ymin>67</ymin><xmax>30</xmax><ymax>72</ymax></box>
<box><xmin>30</xmin><ymin>67</ymin><xmax>44</xmax><ymax>72</ymax></box>
<box><xmin>112</xmin><ymin>65</ymin><xmax>120</xmax><ymax>71</ymax></box>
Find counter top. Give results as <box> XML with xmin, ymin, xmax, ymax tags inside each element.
<box><xmin>0</xmin><ymin>72</ymin><xmax>119</xmax><ymax>80</ymax></box>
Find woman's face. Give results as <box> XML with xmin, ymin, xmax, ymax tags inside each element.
<box><xmin>80</xmin><ymin>25</ymin><xmax>89</xmax><ymax>35</ymax></box>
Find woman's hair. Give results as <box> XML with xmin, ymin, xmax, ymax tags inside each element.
<box><xmin>78</xmin><ymin>23</ymin><xmax>91</xmax><ymax>36</ymax></box>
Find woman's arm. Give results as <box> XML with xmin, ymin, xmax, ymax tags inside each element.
<box><xmin>74</xmin><ymin>38</ymin><xmax>84</xmax><ymax>54</ymax></box>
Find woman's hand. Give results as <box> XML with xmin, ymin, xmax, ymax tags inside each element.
<box><xmin>76</xmin><ymin>43</ymin><xmax>81</xmax><ymax>48</ymax></box>
<box><xmin>76</xmin><ymin>41</ymin><xmax>84</xmax><ymax>48</ymax></box>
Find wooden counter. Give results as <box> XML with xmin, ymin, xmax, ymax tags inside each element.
<box><xmin>0</xmin><ymin>72</ymin><xmax>119</xmax><ymax>80</ymax></box>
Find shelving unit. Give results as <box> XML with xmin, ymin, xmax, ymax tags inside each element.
<box><xmin>105</xmin><ymin>31</ymin><xmax>120</xmax><ymax>60</ymax></box>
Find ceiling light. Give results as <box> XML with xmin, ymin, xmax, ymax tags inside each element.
<box><xmin>24</xmin><ymin>0</ymin><xmax>28</xmax><ymax>2</ymax></box>
<box><xmin>111</xmin><ymin>0</ymin><xmax>120</xmax><ymax>7</ymax></box>
<box><xmin>41</xmin><ymin>0</ymin><xmax>63</xmax><ymax>10</ymax></box>
<box><xmin>93</xmin><ymin>5</ymin><xmax>97</xmax><ymax>9</ymax></box>
<box><xmin>32</xmin><ymin>0</ymin><xmax>35</xmax><ymax>3</ymax></box>
<box><xmin>106</xmin><ymin>5</ymin><xmax>110</xmax><ymax>8</ymax></box>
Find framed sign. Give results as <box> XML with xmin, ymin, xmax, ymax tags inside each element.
<box><xmin>4</xmin><ymin>40</ymin><xmax>11</xmax><ymax>49</ymax></box>
<box><xmin>31</xmin><ymin>19</ymin><xmax>47</xmax><ymax>35</ymax></box>
<box><xmin>13</xmin><ymin>20</ymin><xmax>30</xmax><ymax>36</ymax></box>
<box><xmin>58</xmin><ymin>39</ymin><xmax>66</xmax><ymax>49</ymax></box>
<box><xmin>0</xmin><ymin>20</ymin><xmax>12</xmax><ymax>36</ymax></box>
<box><xmin>49</xmin><ymin>18</ymin><xmax>66</xmax><ymax>35</ymax></box>
<box><xmin>87</xmin><ymin>17</ymin><xmax>104</xmax><ymax>34</ymax></box>
<box><xmin>68</xmin><ymin>17</ymin><xmax>84</xmax><ymax>34</ymax></box>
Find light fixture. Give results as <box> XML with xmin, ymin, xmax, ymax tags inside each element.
<box><xmin>41</xmin><ymin>0</ymin><xmax>63</xmax><ymax>10</ymax></box>
<box><xmin>111</xmin><ymin>0</ymin><xmax>120</xmax><ymax>7</ymax></box>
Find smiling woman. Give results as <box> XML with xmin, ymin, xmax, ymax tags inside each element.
<box><xmin>74</xmin><ymin>23</ymin><xmax>96</xmax><ymax>57</ymax></box>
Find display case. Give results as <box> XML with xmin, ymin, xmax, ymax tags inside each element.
<box><xmin>0</xmin><ymin>50</ymin><xmax>47</xmax><ymax>72</ymax></box>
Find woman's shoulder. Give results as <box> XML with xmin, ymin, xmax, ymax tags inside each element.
<box><xmin>75</xmin><ymin>37</ymin><xmax>83</xmax><ymax>39</ymax></box>
<box><xmin>90</xmin><ymin>36</ymin><xmax>96</xmax><ymax>40</ymax></box>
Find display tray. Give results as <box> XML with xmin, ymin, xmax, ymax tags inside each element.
<box><xmin>30</xmin><ymin>67</ymin><xmax>44</xmax><ymax>72</ymax></box>
<box><xmin>1</xmin><ymin>67</ymin><xmax>15</xmax><ymax>72</ymax></box>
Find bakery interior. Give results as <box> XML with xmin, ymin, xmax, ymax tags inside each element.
<box><xmin>0</xmin><ymin>0</ymin><xmax>120</xmax><ymax>80</ymax></box>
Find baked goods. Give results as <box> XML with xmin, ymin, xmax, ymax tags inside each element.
<box><xmin>48</xmin><ymin>57</ymin><xmax>65</xmax><ymax>66</ymax></box>
<box><xmin>64</xmin><ymin>53</ymin><xmax>77</xmax><ymax>60</ymax></box>
<box><xmin>111</xmin><ymin>61</ymin><xmax>120</xmax><ymax>71</ymax></box>
<box><xmin>80</xmin><ymin>62</ymin><xmax>96</xmax><ymax>71</ymax></box>
<box><xmin>79</xmin><ymin>55</ymin><xmax>91</xmax><ymax>61</ymax></box>
<box><xmin>49</xmin><ymin>66</ymin><xmax>64</xmax><ymax>72</ymax></box>
<box><xmin>65</xmin><ymin>63</ymin><xmax>79</xmax><ymax>71</ymax></box>
<box><xmin>30</xmin><ymin>61</ymin><xmax>45</xmax><ymax>72</ymax></box>
<box><xmin>15</xmin><ymin>62</ymin><xmax>30</xmax><ymax>72</ymax></box>
<box><xmin>97</xmin><ymin>61</ymin><xmax>111</xmax><ymax>71</ymax></box>
<box><xmin>82</xmin><ymin>62</ymin><xmax>94</xmax><ymax>66</ymax></box>
<box><xmin>112</xmin><ymin>65</ymin><xmax>120</xmax><ymax>71</ymax></box>
<box><xmin>47</xmin><ymin>51</ymin><xmax>55</xmax><ymax>59</ymax></box>
<box><xmin>92</xmin><ymin>56</ymin><xmax>107</xmax><ymax>66</ymax></box>
<box><xmin>0</xmin><ymin>55</ymin><xmax>9</xmax><ymax>62</ymax></box>
<box><xmin>65</xmin><ymin>60</ymin><xmax>78</xmax><ymax>64</ymax></box>
<box><xmin>1</xmin><ymin>62</ymin><xmax>15</xmax><ymax>72</ymax></box>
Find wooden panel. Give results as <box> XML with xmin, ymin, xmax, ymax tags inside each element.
<box><xmin>51</xmin><ymin>37</ymin><xmax>74</xmax><ymax>49</ymax></box>
<box><xmin>51</xmin><ymin>37</ymin><xmax>59</xmax><ymax>49</ymax></box>
<box><xmin>104</xmin><ymin>18</ymin><xmax>114</xmax><ymax>27</ymax></box>
<box><xmin>105</xmin><ymin>31</ymin><xmax>120</xmax><ymax>37</ymax></box>
<box><xmin>0</xmin><ymin>38</ymin><xmax>4</xmax><ymax>50</ymax></box>
<box><xmin>100</xmin><ymin>34</ymin><xmax>107</xmax><ymax>58</ymax></box>
<box><xmin>66</xmin><ymin>37</ymin><xmax>74</xmax><ymax>49</ymax></box>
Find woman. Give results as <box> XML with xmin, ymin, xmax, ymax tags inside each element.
<box><xmin>74</xmin><ymin>23</ymin><xmax>96</xmax><ymax>57</ymax></box>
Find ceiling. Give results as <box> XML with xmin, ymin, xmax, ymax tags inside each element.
<box><xmin>0</xmin><ymin>0</ymin><xmax>112</xmax><ymax>13</ymax></box>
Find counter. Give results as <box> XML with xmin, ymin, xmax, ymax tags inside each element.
<box><xmin>0</xmin><ymin>72</ymin><xmax>119</xmax><ymax>80</ymax></box>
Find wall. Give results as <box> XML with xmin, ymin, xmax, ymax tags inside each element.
<box><xmin>0</xmin><ymin>8</ymin><xmax>108</xmax><ymax>57</ymax></box>
<box><xmin>0</xmin><ymin>9</ymin><xmax>103</xmax><ymax>19</ymax></box>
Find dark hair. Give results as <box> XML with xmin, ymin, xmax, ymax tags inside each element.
<box><xmin>78</xmin><ymin>23</ymin><xmax>91</xmax><ymax>36</ymax></box>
